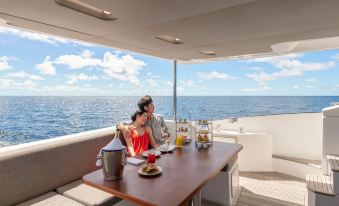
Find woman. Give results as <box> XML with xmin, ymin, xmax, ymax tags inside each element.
<box><xmin>124</xmin><ymin>110</ymin><xmax>158</xmax><ymax>156</ymax></box>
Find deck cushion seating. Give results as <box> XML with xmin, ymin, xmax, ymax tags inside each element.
<box><xmin>0</xmin><ymin>128</ymin><xmax>114</xmax><ymax>206</ymax></box>
<box><xmin>16</xmin><ymin>192</ymin><xmax>85</xmax><ymax>206</ymax></box>
<box><xmin>57</xmin><ymin>180</ymin><xmax>121</xmax><ymax>206</ymax></box>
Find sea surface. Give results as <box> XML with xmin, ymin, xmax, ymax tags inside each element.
<box><xmin>1</xmin><ymin>96</ymin><xmax>339</xmax><ymax>147</ymax></box>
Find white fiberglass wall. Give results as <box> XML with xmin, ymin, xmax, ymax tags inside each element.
<box><xmin>214</xmin><ymin>112</ymin><xmax>323</xmax><ymax>161</ymax></box>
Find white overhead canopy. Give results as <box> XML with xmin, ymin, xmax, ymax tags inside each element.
<box><xmin>1</xmin><ymin>0</ymin><xmax>339</xmax><ymax>62</ymax></box>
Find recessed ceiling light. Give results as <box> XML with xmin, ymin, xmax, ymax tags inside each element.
<box><xmin>156</xmin><ymin>35</ymin><xmax>184</xmax><ymax>44</ymax></box>
<box><xmin>55</xmin><ymin>0</ymin><xmax>116</xmax><ymax>20</ymax></box>
<box><xmin>0</xmin><ymin>18</ymin><xmax>9</xmax><ymax>26</ymax></box>
<box><xmin>270</xmin><ymin>42</ymin><xmax>298</xmax><ymax>52</ymax></box>
<box><xmin>199</xmin><ymin>50</ymin><xmax>216</xmax><ymax>55</ymax></box>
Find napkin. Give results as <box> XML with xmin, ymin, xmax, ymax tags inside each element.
<box><xmin>127</xmin><ymin>157</ymin><xmax>145</xmax><ymax>165</ymax></box>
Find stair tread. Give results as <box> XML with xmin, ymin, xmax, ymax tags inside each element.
<box><xmin>306</xmin><ymin>174</ymin><xmax>335</xmax><ymax>196</ymax></box>
<box><xmin>327</xmin><ymin>155</ymin><xmax>339</xmax><ymax>172</ymax></box>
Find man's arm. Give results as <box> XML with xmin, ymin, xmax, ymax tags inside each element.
<box><xmin>160</xmin><ymin>116</ymin><xmax>170</xmax><ymax>136</ymax></box>
<box><xmin>116</xmin><ymin>121</ymin><xmax>132</xmax><ymax>139</ymax></box>
<box><xmin>146</xmin><ymin>126</ymin><xmax>158</xmax><ymax>148</ymax></box>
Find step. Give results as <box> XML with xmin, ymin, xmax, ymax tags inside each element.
<box><xmin>307</xmin><ymin>188</ymin><xmax>339</xmax><ymax>206</ymax></box>
<box><xmin>306</xmin><ymin>174</ymin><xmax>334</xmax><ymax>196</ymax></box>
<box><xmin>327</xmin><ymin>155</ymin><xmax>339</xmax><ymax>194</ymax></box>
<box><xmin>306</xmin><ymin>174</ymin><xmax>339</xmax><ymax>206</ymax></box>
<box><xmin>327</xmin><ymin>155</ymin><xmax>339</xmax><ymax>172</ymax></box>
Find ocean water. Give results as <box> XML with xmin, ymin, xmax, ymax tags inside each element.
<box><xmin>1</xmin><ymin>96</ymin><xmax>339</xmax><ymax>147</ymax></box>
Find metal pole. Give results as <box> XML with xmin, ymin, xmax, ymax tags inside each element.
<box><xmin>173</xmin><ymin>60</ymin><xmax>177</xmax><ymax>141</ymax></box>
<box><xmin>173</xmin><ymin>60</ymin><xmax>177</xmax><ymax>121</ymax></box>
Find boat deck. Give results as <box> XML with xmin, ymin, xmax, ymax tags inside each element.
<box><xmin>203</xmin><ymin>172</ymin><xmax>306</xmax><ymax>206</ymax></box>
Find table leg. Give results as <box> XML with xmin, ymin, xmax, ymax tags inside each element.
<box><xmin>191</xmin><ymin>190</ymin><xmax>202</xmax><ymax>206</ymax></box>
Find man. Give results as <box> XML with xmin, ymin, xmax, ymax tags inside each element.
<box><xmin>117</xmin><ymin>95</ymin><xmax>170</xmax><ymax>144</ymax></box>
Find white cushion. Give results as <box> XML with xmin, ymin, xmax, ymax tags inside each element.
<box><xmin>57</xmin><ymin>180</ymin><xmax>120</xmax><ymax>206</ymax></box>
<box><xmin>16</xmin><ymin>192</ymin><xmax>84</xmax><ymax>206</ymax></box>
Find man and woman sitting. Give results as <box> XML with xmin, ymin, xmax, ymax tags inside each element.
<box><xmin>117</xmin><ymin>95</ymin><xmax>170</xmax><ymax>156</ymax></box>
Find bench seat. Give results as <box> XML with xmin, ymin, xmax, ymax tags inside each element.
<box><xmin>57</xmin><ymin>180</ymin><xmax>121</xmax><ymax>206</ymax></box>
<box><xmin>16</xmin><ymin>192</ymin><xmax>84</xmax><ymax>206</ymax></box>
<box><xmin>0</xmin><ymin>127</ymin><xmax>115</xmax><ymax>206</ymax></box>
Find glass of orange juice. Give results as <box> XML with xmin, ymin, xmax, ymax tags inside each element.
<box><xmin>176</xmin><ymin>135</ymin><xmax>183</xmax><ymax>147</ymax></box>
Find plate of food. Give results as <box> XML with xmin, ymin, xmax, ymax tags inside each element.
<box><xmin>138</xmin><ymin>164</ymin><xmax>162</xmax><ymax>176</ymax></box>
<box><xmin>141</xmin><ymin>150</ymin><xmax>161</xmax><ymax>158</ymax></box>
<box><xmin>157</xmin><ymin>144</ymin><xmax>177</xmax><ymax>153</ymax></box>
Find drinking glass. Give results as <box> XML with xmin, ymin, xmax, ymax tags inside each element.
<box><xmin>164</xmin><ymin>138</ymin><xmax>170</xmax><ymax>154</ymax></box>
<box><xmin>147</xmin><ymin>152</ymin><xmax>156</xmax><ymax>164</ymax></box>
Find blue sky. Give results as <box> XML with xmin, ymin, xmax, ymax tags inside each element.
<box><xmin>1</xmin><ymin>26</ymin><xmax>339</xmax><ymax>96</ymax></box>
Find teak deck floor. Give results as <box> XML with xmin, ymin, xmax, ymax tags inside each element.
<box><xmin>203</xmin><ymin>172</ymin><xmax>306</xmax><ymax>206</ymax></box>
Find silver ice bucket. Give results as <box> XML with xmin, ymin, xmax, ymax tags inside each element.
<box><xmin>98</xmin><ymin>147</ymin><xmax>127</xmax><ymax>181</ymax></box>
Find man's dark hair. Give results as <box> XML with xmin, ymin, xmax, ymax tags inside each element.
<box><xmin>138</xmin><ymin>95</ymin><xmax>153</xmax><ymax>111</ymax></box>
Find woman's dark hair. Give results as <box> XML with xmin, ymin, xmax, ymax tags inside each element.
<box><xmin>138</xmin><ymin>95</ymin><xmax>153</xmax><ymax>111</ymax></box>
<box><xmin>131</xmin><ymin>109</ymin><xmax>145</xmax><ymax>122</ymax></box>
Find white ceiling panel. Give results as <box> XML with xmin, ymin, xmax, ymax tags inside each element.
<box><xmin>0</xmin><ymin>0</ymin><xmax>339</xmax><ymax>61</ymax></box>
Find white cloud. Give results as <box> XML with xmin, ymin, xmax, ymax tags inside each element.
<box><xmin>178</xmin><ymin>86</ymin><xmax>184</xmax><ymax>92</ymax></box>
<box><xmin>197</xmin><ymin>71</ymin><xmax>235</xmax><ymax>81</ymax></box>
<box><xmin>81</xmin><ymin>50</ymin><xmax>95</xmax><ymax>58</ymax></box>
<box><xmin>0</xmin><ymin>78</ymin><xmax>37</xmax><ymax>89</ymax></box>
<box><xmin>0</xmin><ymin>26</ymin><xmax>68</xmax><ymax>45</ymax></box>
<box><xmin>293</xmin><ymin>85</ymin><xmax>300</xmax><ymax>90</ymax></box>
<box><xmin>307</xmin><ymin>85</ymin><xmax>315</xmax><ymax>89</ymax></box>
<box><xmin>54</xmin><ymin>50</ymin><xmax>101</xmax><ymax>69</ymax></box>
<box><xmin>101</xmin><ymin>75</ymin><xmax>110</xmax><ymax>80</ymax></box>
<box><xmin>22</xmin><ymin>80</ymin><xmax>37</xmax><ymax>89</ymax></box>
<box><xmin>146</xmin><ymin>79</ymin><xmax>158</xmax><ymax>87</ymax></box>
<box><xmin>306</xmin><ymin>78</ymin><xmax>317</xmax><ymax>82</ymax></box>
<box><xmin>7</xmin><ymin>71</ymin><xmax>44</xmax><ymax>80</ymax></box>
<box><xmin>179</xmin><ymin>80</ymin><xmax>197</xmax><ymax>88</ymax></box>
<box><xmin>245</xmin><ymin>66</ymin><xmax>263</xmax><ymax>71</ymax></box>
<box><xmin>185</xmin><ymin>80</ymin><xmax>194</xmax><ymax>87</ymax></box>
<box><xmin>54</xmin><ymin>51</ymin><xmax>146</xmax><ymax>85</ymax></box>
<box><xmin>36</xmin><ymin>56</ymin><xmax>56</xmax><ymax>75</ymax></box>
<box><xmin>101</xmin><ymin>52</ymin><xmax>146</xmax><ymax>85</ymax></box>
<box><xmin>246</xmin><ymin>72</ymin><xmax>275</xmax><ymax>82</ymax></box>
<box><xmin>246</xmin><ymin>54</ymin><xmax>336</xmax><ymax>83</ymax></box>
<box><xmin>332</xmin><ymin>54</ymin><xmax>339</xmax><ymax>60</ymax></box>
<box><xmin>114</xmin><ymin>51</ymin><xmax>123</xmax><ymax>55</ymax></box>
<box><xmin>0</xmin><ymin>79</ymin><xmax>15</xmax><ymax>87</ymax></box>
<box><xmin>0</xmin><ymin>26</ymin><xmax>93</xmax><ymax>46</ymax></box>
<box><xmin>66</xmin><ymin>73</ymin><xmax>98</xmax><ymax>85</ymax></box>
<box><xmin>165</xmin><ymin>81</ymin><xmax>173</xmax><ymax>87</ymax></box>
<box><xmin>146</xmin><ymin>72</ymin><xmax>160</xmax><ymax>79</ymax></box>
<box><xmin>241</xmin><ymin>86</ymin><xmax>271</xmax><ymax>93</ymax></box>
<box><xmin>0</xmin><ymin>56</ymin><xmax>12</xmax><ymax>71</ymax></box>
<box><xmin>145</xmin><ymin>72</ymin><xmax>160</xmax><ymax>87</ymax></box>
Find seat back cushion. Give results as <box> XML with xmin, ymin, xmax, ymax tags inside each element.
<box><xmin>0</xmin><ymin>127</ymin><xmax>114</xmax><ymax>206</ymax></box>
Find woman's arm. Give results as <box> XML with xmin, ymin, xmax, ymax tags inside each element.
<box><xmin>146</xmin><ymin>126</ymin><xmax>158</xmax><ymax>148</ymax></box>
<box><xmin>124</xmin><ymin>131</ymin><xmax>136</xmax><ymax>157</ymax></box>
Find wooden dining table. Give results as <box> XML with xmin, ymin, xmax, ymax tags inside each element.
<box><xmin>83</xmin><ymin>141</ymin><xmax>242</xmax><ymax>206</ymax></box>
